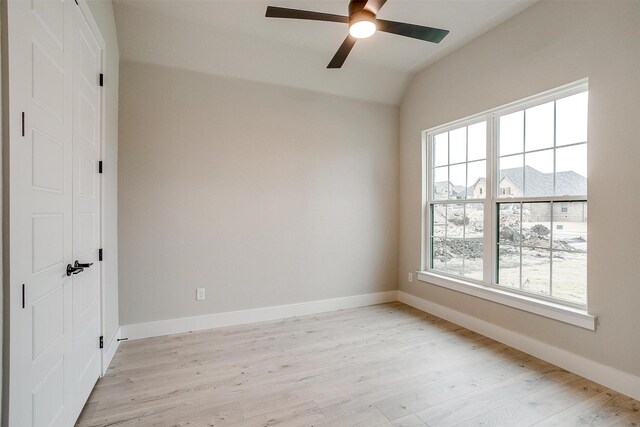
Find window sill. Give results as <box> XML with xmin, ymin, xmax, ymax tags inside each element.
<box><xmin>416</xmin><ymin>271</ymin><xmax>596</xmax><ymax>330</ymax></box>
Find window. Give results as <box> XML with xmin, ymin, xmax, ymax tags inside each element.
<box><xmin>424</xmin><ymin>81</ymin><xmax>588</xmax><ymax>310</ymax></box>
<box><xmin>429</xmin><ymin>120</ymin><xmax>487</xmax><ymax>281</ymax></box>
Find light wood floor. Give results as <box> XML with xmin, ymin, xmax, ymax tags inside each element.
<box><xmin>77</xmin><ymin>302</ymin><xmax>639</xmax><ymax>427</ymax></box>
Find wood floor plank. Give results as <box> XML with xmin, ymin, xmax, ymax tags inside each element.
<box><xmin>454</xmin><ymin>400</ymin><xmax>546</xmax><ymax>427</ymax></box>
<box><xmin>532</xmin><ymin>392</ymin><xmax>640</xmax><ymax>427</ymax></box>
<box><xmin>76</xmin><ymin>303</ymin><xmax>639</xmax><ymax>426</ymax></box>
<box><xmin>414</xmin><ymin>368</ymin><xmax>563</xmax><ymax>427</ymax></box>
<box><xmin>612</xmin><ymin>408</ymin><xmax>640</xmax><ymax>426</ymax></box>
<box><xmin>390</xmin><ymin>414</ymin><xmax>427</xmax><ymax>427</ymax></box>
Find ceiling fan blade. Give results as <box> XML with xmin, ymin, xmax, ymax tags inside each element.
<box><xmin>265</xmin><ymin>6</ymin><xmax>348</xmax><ymax>24</ymax></box>
<box><xmin>327</xmin><ymin>35</ymin><xmax>357</xmax><ymax>69</ymax></box>
<box><xmin>376</xmin><ymin>19</ymin><xmax>449</xmax><ymax>43</ymax></box>
<box><xmin>365</xmin><ymin>0</ymin><xmax>388</xmax><ymax>14</ymax></box>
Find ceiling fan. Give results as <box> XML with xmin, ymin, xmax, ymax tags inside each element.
<box><xmin>265</xmin><ymin>0</ymin><xmax>450</xmax><ymax>69</ymax></box>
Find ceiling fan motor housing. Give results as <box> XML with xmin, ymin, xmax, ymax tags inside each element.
<box><xmin>349</xmin><ymin>9</ymin><xmax>376</xmax><ymax>27</ymax></box>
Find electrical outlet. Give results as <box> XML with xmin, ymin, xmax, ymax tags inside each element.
<box><xmin>196</xmin><ymin>288</ymin><xmax>206</xmax><ymax>301</ymax></box>
<box><xmin>408</xmin><ymin>272</ymin><xmax>413</xmax><ymax>282</ymax></box>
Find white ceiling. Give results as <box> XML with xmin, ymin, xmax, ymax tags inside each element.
<box><xmin>114</xmin><ymin>0</ymin><xmax>536</xmax><ymax>105</ymax></box>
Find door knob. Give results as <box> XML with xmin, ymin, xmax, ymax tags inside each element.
<box><xmin>66</xmin><ymin>264</ymin><xmax>84</xmax><ymax>276</ymax></box>
<box><xmin>74</xmin><ymin>260</ymin><xmax>93</xmax><ymax>268</ymax></box>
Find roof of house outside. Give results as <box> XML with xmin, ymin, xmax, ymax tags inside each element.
<box><xmin>434</xmin><ymin>166</ymin><xmax>586</xmax><ymax>198</ymax></box>
<box><xmin>434</xmin><ymin>181</ymin><xmax>466</xmax><ymax>196</ymax></box>
<box><xmin>499</xmin><ymin>166</ymin><xmax>586</xmax><ymax>196</ymax></box>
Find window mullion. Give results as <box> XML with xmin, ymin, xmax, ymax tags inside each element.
<box><xmin>423</xmin><ymin>133</ymin><xmax>432</xmax><ymax>271</ymax></box>
<box><xmin>550</xmin><ymin>101</ymin><xmax>557</xmax><ymax>297</ymax></box>
<box><xmin>444</xmin><ymin>205</ymin><xmax>448</xmax><ymax>271</ymax></box>
<box><xmin>462</xmin><ymin>203</ymin><xmax>466</xmax><ymax>276</ymax></box>
<box><xmin>550</xmin><ymin>201</ymin><xmax>554</xmax><ymax>297</ymax></box>
<box><xmin>519</xmin><ymin>202</ymin><xmax>523</xmax><ymax>291</ymax></box>
<box><xmin>484</xmin><ymin>114</ymin><xmax>495</xmax><ymax>285</ymax></box>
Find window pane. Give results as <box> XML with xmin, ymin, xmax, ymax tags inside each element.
<box><xmin>556</xmin><ymin>144</ymin><xmax>587</xmax><ymax>196</ymax></box>
<box><xmin>499</xmin><ymin>111</ymin><xmax>524</xmax><ymax>156</ymax></box>
<box><xmin>499</xmin><ymin>203</ymin><xmax>521</xmax><ymax>245</ymax></box>
<box><xmin>499</xmin><ymin>154</ymin><xmax>523</xmax><ymax>198</ymax></box>
<box><xmin>433</xmin><ymin>132</ymin><xmax>448</xmax><ymax>167</ymax></box>
<box><xmin>431</xmin><ymin>238</ymin><xmax>446</xmax><ymax>272</ymax></box>
<box><xmin>446</xmin><ymin>204</ymin><xmax>465</xmax><ymax>238</ymax></box>
<box><xmin>497</xmin><ymin>201</ymin><xmax>587</xmax><ymax>304</ymax></box>
<box><xmin>432</xmin><ymin>204</ymin><xmax>446</xmax><ymax>238</ymax></box>
<box><xmin>449</xmin><ymin>163</ymin><xmax>466</xmax><ymax>200</ymax></box>
<box><xmin>467</xmin><ymin>160</ymin><xmax>486</xmax><ymax>199</ymax></box>
<box><xmin>552</xmin><ymin>202</ymin><xmax>587</xmax><ymax>251</ymax></box>
<box><xmin>524</xmin><ymin>149</ymin><xmax>553</xmax><ymax>197</ymax></box>
<box><xmin>463</xmin><ymin>241</ymin><xmax>483</xmax><ymax>281</ymax></box>
<box><xmin>552</xmin><ymin>253</ymin><xmax>586</xmax><ymax>304</ymax></box>
<box><xmin>431</xmin><ymin>203</ymin><xmax>485</xmax><ymax>281</ymax></box>
<box><xmin>468</xmin><ymin>122</ymin><xmax>486</xmax><ymax>161</ymax></box>
<box><xmin>525</xmin><ymin>101</ymin><xmax>554</xmax><ymax>151</ymax></box>
<box><xmin>433</xmin><ymin>166</ymin><xmax>448</xmax><ymax>200</ymax></box>
<box><xmin>497</xmin><ymin>245</ymin><xmax>520</xmax><ymax>288</ymax></box>
<box><xmin>556</xmin><ymin>92</ymin><xmax>588</xmax><ymax>146</ymax></box>
<box><xmin>465</xmin><ymin>203</ymin><xmax>484</xmax><ymax>239</ymax></box>
<box><xmin>444</xmin><ymin>239</ymin><xmax>464</xmax><ymax>276</ymax></box>
<box><xmin>522</xmin><ymin>248</ymin><xmax>550</xmax><ymax>296</ymax></box>
<box><xmin>449</xmin><ymin>128</ymin><xmax>466</xmax><ymax>164</ymax></box>
<box><xmin>522</xmin><ymin>203</ymin><xmax>551</xmax><ymax>248</ymax></box>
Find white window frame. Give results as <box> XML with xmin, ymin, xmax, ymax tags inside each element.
<box><xmin>419</xmin><ymin>79</ymin><xmax>595</xmax><ymax>330</ymax></box>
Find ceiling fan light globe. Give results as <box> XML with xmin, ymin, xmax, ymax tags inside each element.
<box><xmin>349</xmin><ymin>20</ymin><xmax>376</xmax><ymax>38</ymax></box>
<box><xmin>348</xmin><ymin>9</ymin><xmax>376</xmax><ymax>39</ymax></box>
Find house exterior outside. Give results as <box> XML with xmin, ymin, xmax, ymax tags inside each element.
<box><xmin>435</xmin><ymin>166</ymin><xmax>587</xmax><ymax>223</ymax></box>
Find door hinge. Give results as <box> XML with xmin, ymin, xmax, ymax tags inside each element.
<box><xmin>22</xmin><ymin>284</ymin><xmax>26</xmax><ymax>309</ymax></box>
<box><xmin>99</xmin><ymin>336</ymin><xmax>104</xmax><ymax>349</ymax></box>
<box><xmin>99</xmin><ymin>248</ymin><xmax>103</xmax><ymax>261</ymax></box>
<box><xmin>22</xmin><ymin>112</ymin><xmax>26</xmax><ymax>137</ymax></box>
<box><xmin>99</xmin><ymin>74</ymin><xmax>104</xmax><ymax>87</ymax></box>
<box><xmin>99</xmin><ymin>161</ymin><xmax>103</xmax><ymax>174</ymax></box>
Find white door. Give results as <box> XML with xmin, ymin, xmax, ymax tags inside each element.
<box><xmin>7</xmin><ymin>0</ymin><xmax>103</xmax><ymax>425</ymax></box>
<box><xmin>70</xmin><ymin>2</ymin><xmax>103</xmax><ymax>415</ymax></box>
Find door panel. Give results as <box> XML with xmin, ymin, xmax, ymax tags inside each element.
<box><xmin>32</xmin><ymin>43</ymin><xmax>66</xmax><ymax>121</ymax></box>
<box><xmin>32</xmin><ymin>130</ymin><xmax>65</xmax><ymax>192</ymax></box>
<box><xmin>31</xmin><ymin>0</ymin><xmax>65</xmax><ymax>47</ymax></box>
<box><xmin>32</xmin><ymin>214</ymin><xmax>65</xmax><ymax>274</ymax></box>
<box><xmin>8</xmin><ymin>0</ymin><xmax>74</xmax><ymax>425</ymax></box>
<box><xmin>32</xmin><ymin>287</ymin><xmax>64</xmax><ymax>360</ymax></box>
<box><xmin>32</xmin><ymin>358</ymin><xmax>65</xmax><ymax>427</ymax></box>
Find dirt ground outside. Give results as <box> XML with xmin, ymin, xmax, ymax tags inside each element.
<box><xmin>431</xmin><ymin>204</ymin><xmax>587</xmax><ymax>305</ymax></box>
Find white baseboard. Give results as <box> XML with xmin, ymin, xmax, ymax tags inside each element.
<box><xmin>101</xmin><ymin>327</ymin><xmax>121</xmax><ymax>375</ymax></box>
<box><xmin>398</xmin><ymin>290</ymin><xmax>640</xmax><ymax>402</ymax></box>
<box><xmin>121</xmin><ymin>291</ymin><xmax>398</xmax><ymax>340</ymax></box>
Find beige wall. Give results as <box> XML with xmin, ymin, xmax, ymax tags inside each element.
<box><xmin>118</xmin><ymin>61</ymin><xmax>398</xmax><ymax>325</ymax></box>
<box><xmin>399</xmin><ymin>1</ymin><xmax>640</xmax><ymax>376</ymax></box>
<box><xmin>86</xmin><ymin>0</ymin><xmax>120</xmax><ymax>347</ymax></box>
